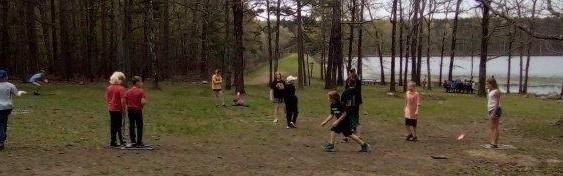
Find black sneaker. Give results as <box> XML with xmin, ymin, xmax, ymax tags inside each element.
<box><xmin>323</xmin><ymin>143</ymin><xmax>335</xmax><ymax>152</ymax></box>
<box><xmin>33</xmin><ymin>92</ymin><xmax>40</xmax><ymax>96</ymax></box>
<box><xmin>359</xmin><ymin>143</ymin><xmax>370</xmax><ymax>152</ymax></box>
<box><xmin>406</xmin><ymin>134</ymin><xmax>413</xmax><ymax>141</ymax></box>
<box><xmin>0</xmin><ymin>145</ymin><xmax>4</xmax><ymax>151</ymax></box>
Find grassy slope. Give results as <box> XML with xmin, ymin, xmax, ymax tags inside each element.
<box><xmin>1</xmin><ymin>54</ymin><xmax>561</xmax><ymax>175</ymax></box>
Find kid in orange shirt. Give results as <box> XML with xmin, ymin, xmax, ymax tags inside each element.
<box><xmin>404</xmin><ymin>81</ymin><xmax>421</xmax><ymax>141</ymax></box>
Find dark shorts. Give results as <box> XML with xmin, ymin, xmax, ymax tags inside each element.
<box><xmin>405</xmin><ymin>118</ymin><xmax>417</xmax><ymax>127</ymax></box>
<box><xmin>273</xmin><ymin>98</ymin><xmax>284</xmax><ymax>104</ymax></box>
<box><xmin>213</xmin><ymin>89</ymin><xmax>222</xmax><ymax>92</ymax></box>
<box><xmin>331</xmin><ymin>121</ymin><xmax>353</xmax><ymax>137</ymax></box>
<box><xmin>349</xmin><ymin>114</ymin><xmax>360</xmax><ymax>129</ymax></box>
<box><xmin>488</xmin><ymin>107</ymin><xmax>502</xmax><ymax>118</ymax></box>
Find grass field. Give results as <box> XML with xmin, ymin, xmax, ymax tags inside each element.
<box><xmin>0</xmin><ymin>55</ymin><xmax>562</xmax><ymax>175</ymax></box>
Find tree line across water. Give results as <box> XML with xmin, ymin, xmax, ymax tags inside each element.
<box><xmin>0</xmin><ymin>0</ymin><xmax>561</xmax><ymax>95</ymax></box>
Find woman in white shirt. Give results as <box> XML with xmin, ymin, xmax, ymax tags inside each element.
<box><xmin>486</xmin><ymin>77</ymin><xmax>502</xmax><ymax>148</ymax></box>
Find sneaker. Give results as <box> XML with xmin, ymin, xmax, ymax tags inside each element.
<box><xmin>109</xmin><ymin>143</ymin><xmax>120</xmax><ymax>148</ymax></box>
<box><xmin>0</xmin><ymin>144</ymin><xmax>4</xmax><ymax>151</ymax></box>
<box><xmin>290</xmin><ymin>122</ymin><xmax>297</xmax><ymax>128</ymax></box>
<box><xmin>323</xmin><ymin>143</ymin><xmax>335</xmax><ymax>152</ymax></box>
<box><xmin>286</xmin><ymin>126</ymin><xmax>290</xmax><ymax>129</ymax></box>
<box><xmin>33</xmin><ymin>92</ymin><xmax>40</xmax><ymax>96</ymax></box>
<box><xmin>342</xmin><ymin>138</ymin><xmax>350</xmax><ymax>143</ymax></box>
<box><xmin>359</xmin><ymin>143</ymin><xmax>369</xmax><ymax>152</ymax></box>
<box><xmin>135</xmin><ymin>143</ymin><xmax>145</xmax><ymax>148</ymax></box>
<box><xmin>411</xmin><ymin>136</ymin><xmax>418</xmax><ymax>141</ymax></box>
<box><xmin>273</xmin><ymin>119</ymin><xmax>278</xmax><ymax>123</ymax></box>
<box><xmin>406</xmin><ymin>134</ymin><xmax>413</xmax><ymax>141</ymax></box>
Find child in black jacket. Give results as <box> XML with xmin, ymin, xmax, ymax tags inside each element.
<box><xmin>285</xmin><ymin>76</ymin><xmax>298</xmax><ymax>129</ymax></box>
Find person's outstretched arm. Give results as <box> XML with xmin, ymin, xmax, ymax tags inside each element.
<box><xmin>321</xmin><ymin>115</ymin><xmax>335</xmax><ymax>126</ymax></box>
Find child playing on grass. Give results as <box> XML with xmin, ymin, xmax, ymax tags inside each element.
<box><xmin>106</xmin><ymin>71</ymin><xmax>127</xmax><ymax>147</ymax></box>
<box><xmin>321</xmin><ymin>91</ymin><xmax>369</xmax><ymax>152</ymax></box>
<box><xmin>404</xmin><ymin>81</ymin><xmax>421</xmax><ymax>141</ymax></box>
<box><xmin>284</xmin><ymin>76</ymin><xmax>298</xmax><ymax>129</ymax></box>
<box><xmin>126</xmin><ymin>76</ymin><xmax>146</xmax><ymax>147</ymax></box>
<box><xmin>29</xmin><ymin>70</ymin><xmax>47</xmax><ymax>96</ymax></box>
<box><xmin>232</xmin><ymin>92</ymin><xmax>248</xmax><ymax>107</ymax></box>
<box><xmin>270</xmin><ymin>72</ymin><xmax>286</xmax><ymax>123</ymax></box>
<box><xmin>0</xmin><ymin>69</ymin><xmax>27</xmax><ymax>151</ymax></box>
<box><xmin>486</xmin><ymin>77</ymin><xmax>502</xmax><ymax>148</ymax></box>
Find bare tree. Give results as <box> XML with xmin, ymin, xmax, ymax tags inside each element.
<box><xmin>346</xmin><ymin>0</ymin><xmax>357</xmax><ymax>72</ymax></box>
<box><xmin>376</xmin><ymin>30</ymin><xmax>385</xmax><ymax>85</ymax></box>
<box><xmin>478</xmin><ymin>0</ymin><xmax>490</xmax><ymax>96</ymax></box>
<box><xmin>325</xmin><ymin>0</ymin><xmax>342</xmax><ymax>89</ymax></box>
<box><xmin>438</xmin><ymin>1</ymin><xmax>451</xmax><ymax>86</ymax></box>
<box><xmin>224</xmin><ymin>0</ymin><xmax>232</xmax><ymax>90</ymax></box>
<box><xmin>232</xmin><ymin>0</ymin><xmax>245</xmax><ymax>93</ymax></box>
<box><xmin>522</xmin><ymin>0</ymin><xmax>537</xmax><ymax>94</ymax></box>
<box><xmin>144</xmin><ymin>0</ymin><xmax>159</xmax><ymax>89</ymax></box>
<box><xmin>506</xmin><ymin>25</ymin><xmax>515</xmax><ymax>93</ymax></box>
<box><xmin>357</xmin><ymin>0</ymin><xmax>365</xmax><ymax>80</ymax></box>
<box><xmin>390</xmin><ymin>0</ymin><xmax>399</xmax><ymax>92</ymax></box>
<box><xmin>448</xmin><ymin>0</ymin><xmax>462</xmax><ymax>82</ymax></box>
<box><xmin>296</xmin><ymin>0</ymin><xmax>305</xmax><ymax>88</ymax></box>
<box><xmin>274</xmin><ymin>0</ymin><xmax>281</xmax><ymax>72</ymax></box>
<box><xmin>267</xmin><ymin>0</ymin><xmax>273</xmax><ymax>84</ymax></box>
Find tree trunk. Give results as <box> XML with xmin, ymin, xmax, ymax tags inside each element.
<box><xmin>224</xmin><ymin>0</ymin><xmax>232</xmax><ymax>90</ymax></box>
<box><xmin>448</xmin><ymin>0</ymin><xmax>462</xmax><ymax>82</ymax></box>
<box><xmin>357</xmin><ymin>0</ymin><xmax>364</xmax><ymax>81</ymax></box>
<box><xmin>398</xmin><ymin>0</ymin><xmax>404</xmax><ymax>87</ymax></box>
<box><xmin>266</xmin><ymin>0</ymin><xmax>273</xmax><ymax>85</ymax></box>
<box><xmin>274</xmin><ymin>0</ymin><xmax>281</xmax><ymax>72</ymax></box>
<box><xmin>523</xmin><ymin>0</ymin><xmax>537</xmax><ymax>94</ymax></box>
<box><xmin>297</xmin><ymin>0</ymin><xmax>305</xmax><ymax>88</ymax></box>
<box><xmin>478</xmin><ymin>0</ymin><xmax>490</xmax><ymax>97</ymax></box>
<box><xmin>415</xmin><ymin>0</ymin><xmax>426</xmax><ymax>85</ymax></box>
<box><xmin>60</xmin><ymin>0</ymin><xmax>72</xmax><ymax>80</ymax></box>
<box><xmin>425</xmin><ymin>0</ymin><xmax>435</xmax><ymax>90</ymax></box>
<box><xmin>100</xmin><ymin>0</ymin><xmax>109</xmax><ymax>77</ymax></box>
<box><xmin>25</xmin><ymin>0</ymin><xmax>40</xmax><ymax>72</ymax></box>
<box><xmin>86</xmin><ymin>0</ymin><xmax>97</xmax><ymax>81</ymax></box>
<box><xmin>506</xmin><ymin>26</ymin><xmax>514</xmax><ymax>93</ymax></box>
<box><xmin>518</xmin><ymin>42</ymin><xmax>524</xmax><ymax>94</ymax></box>
<box><xmin>38</xmin><ymin>0</ymin><xmax>52</xmax><ymax>75</ymax></box>
<box><xmin>390</xmin><ymin>0</ymin><xmax>398</xmax><ymax>92</ymax></box>
<box><xmin>346</xmin><ymin>0</ymin><xmax>356</xmax><ymax>72</ymax></box>
<box><xmin>410</xmin><ymin>0</ymin><xmax>420</xmax><ymax>82</ymax></box>
<box><xmin>376</xmin><ymin>31</ymin><xmax>385</xmax><ymax>85</ymax></box>
<box><xmin>325</xmin><ymin>0</ymin><xmax>342</xmax><ymax>89</ymax></box>
<box><xmin>123</xmin><ymin>0</ymin><xmax>133</xmax><ymax>75</ymax></box>
<box><xmin>0</xmin><ymin>0</ymin><xmax>8</xmax><ymax>68</ymax></box>
<box><xmin>162</xmin><ymin>0</ymin><xmax>171</xmax><ymax>79</ymax></box>
<box><xmin>232</xmin><ymin>0</ymin><xmax>245</xmax><ymax>93</ymax></box>
<box><xmin>144</xmin><ymin>0</ymin><xmax>159</xmax><ymax>89</ymax></box>
<box><xmin>200</xmin><ymin>0</ymin><xmax>210</xmax><ymax>77</ymax></box>
<box><xmin>438</xmin><ymin>20</ymin><xmax>447</xmax><ymax>86</ymax></box>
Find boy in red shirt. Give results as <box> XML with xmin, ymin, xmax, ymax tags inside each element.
<box><xmin>126</xmin><ymin>76</ymin><xmax>146</xmax><ymax>147</ymax></box>
<box><xmin>106</xmin><ymin>72</ymin><xmax>127</xmax><ymax>147</ymax></box>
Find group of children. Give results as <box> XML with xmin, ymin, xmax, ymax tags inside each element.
<box><xmin>105</xmin><ymin>72</ymin><xmax>147</xmax><ymax>148</ymax></box>
<box><xmin>0</xmin><ymin>66</ymin><xmax>503</xmax><ymax>152</ymax></box>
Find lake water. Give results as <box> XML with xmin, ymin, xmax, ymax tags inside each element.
<box><xmin>354</xmin><ymin>56</ymin><xmax>563</xmax><ymax>95</ymax></box>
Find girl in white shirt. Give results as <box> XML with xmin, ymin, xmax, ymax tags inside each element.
<box><xmin>486</xmin><ymin>77</ymin><xmax>501</xmax><ymax>148</ymax></box>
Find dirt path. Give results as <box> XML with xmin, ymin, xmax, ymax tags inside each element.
<box><xmin>1</xmin><ymin>113</ymin><xmax>561</xmax><ymax>175</ymax></box>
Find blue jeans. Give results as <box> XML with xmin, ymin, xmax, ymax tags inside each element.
<box><xmin>0</xmin><ymin>109</ymin><xmax>12</xmax><ymax>145</ymax></box>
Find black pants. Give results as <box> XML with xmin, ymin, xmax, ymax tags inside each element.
<box><xmin>109</xmin><ymin>111</ymin><xmax>124</xmax><ymax>145</ymax></box>
<box><xmin>286</xmin><ymin>111</ymin><xmax>298</xmax><ymax>127</ymax></box>
<box><xmin>128</xmin><ymin>109</ymin><xmax>144</xmax><ymax>145</ymax></box>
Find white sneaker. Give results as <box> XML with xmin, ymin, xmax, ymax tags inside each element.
<box><xmin>273</xmin><ymin>119</ymin><xmax>278</xmax><ymax>123</ymax></box>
